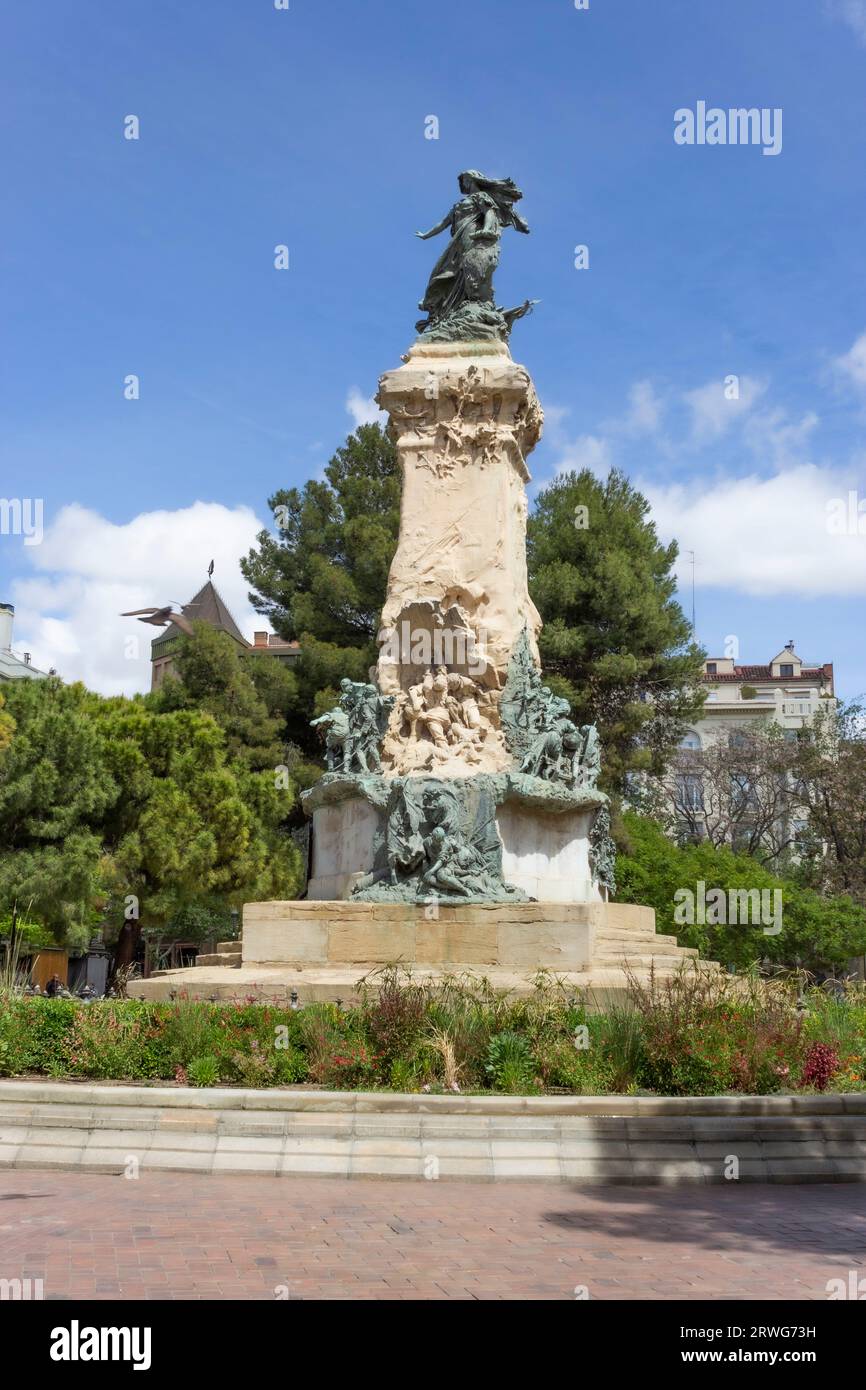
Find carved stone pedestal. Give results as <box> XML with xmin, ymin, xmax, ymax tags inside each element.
<box><xmin>375</xmin><ymin>340</ymin><xmax>542</xmax><ymax>780</ymax></box>
<box><xmin>129</xmin><ymin>899</ymin><xmax>710</xmax><ymax>1005</ymax></box>
<box><xmin>303</xmin><ymin>772</ymin><xmax>608</xmax><ymax>906</ymax></box>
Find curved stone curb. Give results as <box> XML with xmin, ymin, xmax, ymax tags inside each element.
<box><xmin>1</xmin><ymin>1081</ymin><xmax>864</xmax><ymax>1183</ymax></box>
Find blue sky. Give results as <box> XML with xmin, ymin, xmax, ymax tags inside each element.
<box><xmin>2</xmin><ymin>0</ymin><xmax>866</xmax><ymax>695</ymax></box>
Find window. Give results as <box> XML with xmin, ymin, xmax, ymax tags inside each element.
<box><xmin>779</xmin><ymin>663</ymin><xmax>794</xmax><ymax>677</ymax></box>
<box><xmin>679</xmin><ymin>731</ymin><xmax>701</xmax><ymax>750</ymax></box>
<box><xmin>676</xmin><ymin>824</ymin><xmax>704</xmax><ymax>848</ymax></box>
<box><xmin>706</xmin><ymin>662</ymin><xmax>717</xmax><ymax>674</ymax></box>
<box><xmin>730</xmin><ymin>772</ymin><xmax>755</xmax><ymax>814</ymax></box>
<box><xmin>731</xmin><ymin>822</ymin><xmax>756</xmax><ymax>853</ymax></box>
<box><xmin>677</xmin><ymin>773</ymin><xmax>704</xmax><ymax>812</ymax></box>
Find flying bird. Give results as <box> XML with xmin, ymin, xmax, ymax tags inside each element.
<box><xmin>120</xmin><ymin>606</ymin><xmax>195</xmax><ymax>637</ymax></box>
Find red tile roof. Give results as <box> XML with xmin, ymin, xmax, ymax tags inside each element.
<box><xmin>702</xmin><ymin>663</ymin><xmax>833</xmax><ymax>689</ymax></box>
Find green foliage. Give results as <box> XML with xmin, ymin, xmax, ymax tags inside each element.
<box><xmin>240</xmin><ymin>423</ymin><xmax>401</xmax><ymax>751</ymax></box>
<box><xmin>148</xmin><ymin>900</ymin><xmax>235</xmax><ymax>947</ymax></box>
<box><xmin>0</xmin><ymin>911</ymin><xmax>52</xmax><ymax>947</ymax></box>
<box><xmin>616</xmin><ymin>812</ymin><xmax>866</xmax><ymax>972</ymax></box>
<box><xmin>2</xmin><ymin>972</ymin><xmax>865</xmax><ymax>1095</ymax></box>
<box><xmin>0</xmin><ymin>691</ymin><xmax>14</xmax><ymax>753</ymax></box>
<box><xmin>527</xmin><ymin>469</ymin><xmax>705</xmax><ymax>793</ymax></box>
<box><xmin>0</xmin><ymin>679</ymin><xmax>116</xmax><ymax>937</ymax></box>
<box><xmin>0</xmin><ymin>678</ymin><xmax>302</xmax><ymax>961</ymax></box>
<box><xmin>187</xmin><ymin>1055</ymin><xmax>220</xmax><ymax>1087</ymax></box>
<box><xmin>150</xmin><ymin>622</ymin><xmax>295</xmax><ymax>772</ymax></box>
<box><xmin>485</xmin><ymin>1030</ymin><xmax>538</xmax><ymax>1093</ymax></box>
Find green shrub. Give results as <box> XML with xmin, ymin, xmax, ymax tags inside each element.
<box><xmin>0</xmin><ymin>971</ymin><xmax>863</xmax><ymax>1097</ymax></box>
<box><xmin>485</xmin><ymin>1031</ymin><xmax>538</xmax><ymax>1093</ymax></box>
<box><xmin>187</xmin><ymin>1055</ymin><xmax>219</xmax><ymax>1087</ymax></box>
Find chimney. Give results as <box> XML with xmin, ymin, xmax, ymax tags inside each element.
<box><xmin>253</xmin><ymin>631</ymin><xmax>269</xmax><ymax>648</ymax></box>
<box><xmin>0</xmin><ymin>602</ymin><xmax>13</xmax><ymax>652</ymax></box>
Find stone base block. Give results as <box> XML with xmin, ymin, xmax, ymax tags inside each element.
<box><xmin>306</xmin><ymin>781</ymin><xmax>604</xmax><ymax>903</ymax></box>
<box><xmin>129</xmin><ymin>899</ymin><xmax>718</xmax><ymax>1006</ymax></box>
<box><xmin>242</xmin><ymin>900</ymin><xmax>602</xmax><ymax>972</ymax></box>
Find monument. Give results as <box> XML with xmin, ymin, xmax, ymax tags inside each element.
<box><xmin>133</xmin><ymin>172</ymin><xmax>704</xmax><ymax>1002</ymax></box>
<box><xmin>301</xmin><ymin>171</ymin><xmax>612</xmax><ymax>913</ymax></box>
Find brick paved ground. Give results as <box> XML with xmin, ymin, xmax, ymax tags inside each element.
<box><xmin>1</xmin><ymin>1171</ymin><xmax>865</xmax><ymax>1300</ymax></box>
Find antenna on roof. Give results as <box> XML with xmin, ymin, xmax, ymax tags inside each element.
<box><xmin>686</xmin><ymin>550</ymin><xmax>696</xmax><ymax>637</ymax></box>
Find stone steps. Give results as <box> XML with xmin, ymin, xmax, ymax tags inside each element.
<box><xmin>194</xmin><ymin>940</ymin><xmax>242</xmax><ymax>968</ymax></box>
<box><xmin>2</xmin><ymin>1080</ymin><xmax>864</xmax><ymax>1184</ymax></box>
<box><xmin>130</xmin><ymin>960</ymin><xmax>720</xmax><ymax>1005</ymax></box>
<box><xmin>592</xmin><ymin>952</ymin><xmax>700</xmax><ymax>969</ymax></box>
<box><xmin>595</xmin><ymin>929</ymin><xmax>682</xmax><ymax>948</ymax></box>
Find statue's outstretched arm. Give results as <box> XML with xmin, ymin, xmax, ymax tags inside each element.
<box><xmin>415</xmin><ymin>210</ymin><xmax>452</xmax><ymax>240</ymax></box>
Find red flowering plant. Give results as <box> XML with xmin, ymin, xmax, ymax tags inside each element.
<box><xmin>799</xmin><ymin>1041</ymin><xmax>840</xmax><ymax>1092</ymax></box>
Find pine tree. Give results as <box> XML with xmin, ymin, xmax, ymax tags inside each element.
<box><xmin>527</xmin><ymin>468</ymin><xmax>705</xmax><ymax>791</ymax></box>
<box><xmin>240</xmin><ymin>422</ymin><xmax>400</xmax><ymax>749</ymax></box>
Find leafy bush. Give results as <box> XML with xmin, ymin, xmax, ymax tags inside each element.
<box><xmin>1</xmin><ymin>967</ymin><xmax>865</xmax><ymax>1096</ymax></box>
<box><xmin>800</xmin><ymin>1041</ymin><xmax>840</xmax><ymax>1091</ymax></box>
<box><xmin>485</xmin><ymin>1031</ymin><xmax>537</xmax><ymax>1093</ymax></box>
<box><xmin>188</xmin><ymin>1055</ymin><xmax>220</xmax><ymax>1087</ymax></box>
<box><xmin>616</xmin><ymin>812</ymin><xmax>866</xmax><ymax>972</ymax></box>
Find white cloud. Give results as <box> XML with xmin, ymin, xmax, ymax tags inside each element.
<box><xmin>743</xmin><ymin>407</ymin><xmax>819</xmax><ymax>465</ymax></box>
<box><xmin>623</xmin><ymin>379</ymin><xmax>663</xmax><ymax>435</ymax></box>
<box><xmin>826</xmin><ymin>0</ymin><xmax>866</xmax><ymax>45</ymax></box>
<box><xmin>9</xmin><ymin>501</ymin><xmax>267</xmax><ymax>696</ymax></box>
<box><xmin>553</xmin><ymin>433</ymin><xmax>612</xmax><ymax>479</ymax></box>
<box><xmin>644</xmin><ymin>463</ymin><xmax>866</xmax><ymax>597</ymax></box>
<box><xmin>346</xmin><ymin>387</ymin><xmax>385</xmax><ymax>427</ymax></box>
<box><xmin>832</xmin><ymin>331</ymin><xmax>866</xmax><ymax>391</ymax></box>
<box><xmin>684</xmin><ymin>375</ymin><xmax>766</xmax><ymax>442</ymax></box>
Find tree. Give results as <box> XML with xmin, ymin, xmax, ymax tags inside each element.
<box><xmin>527</xmin><ymin>469</ymin><xmax>705</xmax><ymax>792</ymax></box>
<box><xmin>93</xmin><ymin>700</ymin><xmax>302</xmax><ymax>972</ymax></box>
<box><xmin>788</xmin><ymin>701</ymin><xmax>866</xmax><ymax>905</ymax></box>
<box><xmin>642</xmin><ymin>722</ymin><xmax>801</xmax><ymax>864</ymax></box>
<box><xmin>240</xmin><ymin>422</ymin><xmax>400</xmax><ymax>750</ymax></box>
<box><xmin>616</xmin><ymin>812</ymin><xmax>866</xmax><ymax>973</ymax></box>
<box><xmin>149</xmin><ymin>622</ymin><xmax>293</xmax><ymax>771</ymax></box>
<box><xmin>0</xmin><ymin>679</ymin><xmax>115</xmax><ymax>942</ymax></box>
<box><xmin>0</xmin><ymin>679</ymin><xmax>303</xmax><ymax>971</ymax></box>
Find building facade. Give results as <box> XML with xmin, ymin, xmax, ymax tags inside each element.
<box><xmin>662</xmin><ymin>642</ymin><xmax>836</xmax><ymax>855</ymax></box>
<box><xmin>149</xmin><ymin>581</ymin><xmax>300</xmax><ymax>690</ymax></box>
<box><xmin>0</xmin><ymin>602</ymin><xmax>50</xmax><ymax>683</ymax></box>
<box><xmin>684</xmin><ymin>642</ymin><xmax>835</xmax><ymax>749</ymax></box>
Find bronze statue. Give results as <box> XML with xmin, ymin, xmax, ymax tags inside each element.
<box><xmin>311</xmin><ymin>678</ymin><xmax>394</xmax><ymax>775</ymax></box>
<box><xmin>415</xmin><ymin>171</ymin><xmax>536</xmax><ymax>342</ymax></box>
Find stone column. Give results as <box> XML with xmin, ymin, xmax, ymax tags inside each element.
<box><xmin>376</xmin><ymin>340</ymin><xmax>543</xmax><ymax>702</ymax></box>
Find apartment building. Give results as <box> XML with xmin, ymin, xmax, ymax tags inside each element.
<box><xmin>682</xmin><ymin>641</ymin><xmax>835</xmax><ymax>749</ymax></box>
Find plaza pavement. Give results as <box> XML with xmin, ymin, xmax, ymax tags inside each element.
<box><xmin>1</xmin><ymin>1171</ymin><xmax>864</xmax><ymax>1300</ymax></box>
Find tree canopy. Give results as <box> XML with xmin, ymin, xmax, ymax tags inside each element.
<box><xmin>616</xmin><ymin>811</ymin><xmax>866</xmax><ymax>974</ymax></box>
<box><xmin>240</xmin><ymin>422</ymin><xmax>400</xmax><ymax>750</ymax></box>
<box><xmin>0</xmin><ymin>677</ymin><xmax>302</xmax><ymax>968</ymax></box>
<box><xmin>527</xmin><ymin>469</ymin><xmax>705</xmax><ymax>790</ymax></box>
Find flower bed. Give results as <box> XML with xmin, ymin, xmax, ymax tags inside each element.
<box><xmin>1</xmin><ymin>969</ymin><xmax>864</xmax><ymax>1096</ymax></box>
